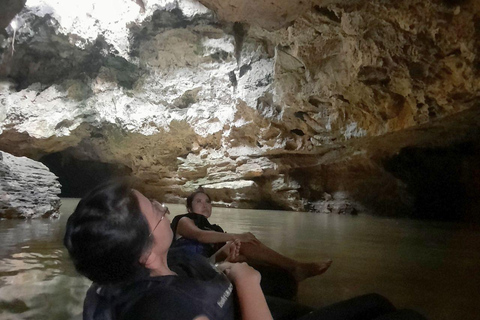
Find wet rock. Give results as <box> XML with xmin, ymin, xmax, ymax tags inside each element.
<box><xmin>235</xmin><ymin>157</ymin><xmax>278</xmax><ymax>178</ymax></box>
<box><xmin>310</xmin><ymin>192</ymin><xmax>361</xmax><ymax>215</ymax></box>
<box><xmin>203</xmin><ymin>180</ymin><xmax>261</xmax><ymax>208</ymax></box>
<box><xmin>0</xmin><ymin>151</ymin><xmax>61</xmax><ymax>219</ymax></box>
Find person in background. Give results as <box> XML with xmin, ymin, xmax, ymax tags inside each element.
<box><xmin>171</xmin><ymin>189</ymin><xmax>332</xmax><ymax>283</ymax></box>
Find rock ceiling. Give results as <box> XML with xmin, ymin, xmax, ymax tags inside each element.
<box><xmin>0</xmin><ymin>0</ymin><xmax>479</xmax><ymax>220</ymax></box>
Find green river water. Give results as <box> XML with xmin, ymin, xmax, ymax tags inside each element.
<box><xmin>1</xmin><ymin>198</ymin><xmax>479</xmax><ymax>320</ymax></box>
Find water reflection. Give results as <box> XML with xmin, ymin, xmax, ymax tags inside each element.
<box><xmin>0</xmin><ymin>199</ymin><xmax>91</xmax><ymax>320</ymax></box>
<box><xmin>0</xmin><ymin>199</ymin><xmax>479</xmax><ymax>319</ymax></box>
<box><xmin>209</xmin><ymin>207</ymin><xmax>480</xmax><ymax>320</ymax></box>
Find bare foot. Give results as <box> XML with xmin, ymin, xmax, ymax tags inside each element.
<box><xmin>293</xmin><ymin>259</ymin><xmax>332</xmax><ymax>282</ymax></box>
<box><xmin>212</xmin><ymin>239</ymin><xmax>242</xmax><ymax>263</ymax></box>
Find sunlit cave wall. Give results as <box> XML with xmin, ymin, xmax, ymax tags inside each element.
<box><xmin>0</xmin><ymin>0</ymin><xmax>479</xmax><ymax>220</ymax></box>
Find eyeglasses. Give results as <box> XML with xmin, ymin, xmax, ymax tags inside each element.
<box><xmin>149</xmin><ymin>200</ymin><xmax>170</xmax><ymax>237</ymax></box>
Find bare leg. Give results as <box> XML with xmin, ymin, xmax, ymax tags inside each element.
<box><xmin>240</xmin><ymin>241</ymin><xmax>332</xmax><ymax>282</ymax></box>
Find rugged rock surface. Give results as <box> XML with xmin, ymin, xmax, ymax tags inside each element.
<box><xmin>0</xmin><ymin>150</ymin><xmax>61</xmax><ymax>218</ymax></box>
<box><xmin>0</xmin><ymin>0</ymin><xmax>479</xmax><ymax>220</ymax></box>
<box><xmin>197</xmin><ymin>0</ymin><xmax>313</xmax><ymax>30</ymax></box>
<box><xmin>0</xmin><ymin>0</ymin><xmax>25</xmax><ymax>30</ymax></box>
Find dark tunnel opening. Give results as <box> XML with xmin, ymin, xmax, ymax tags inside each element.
<box><xmin>384</xmin><ymin>142</ymin><xmax>480</xmax><ymax>221</ymax></box>
<box><xmin>39</xmin><ymin>150</ymin><xmax>132</xmax><ymax>198</ymax></box>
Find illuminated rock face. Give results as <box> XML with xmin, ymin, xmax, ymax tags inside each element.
<box><xmin>197</xmin><ymin>0</ymin><xmax>313</xmax><ymax>30</ymax></box>
<box><xmin>0</xmin><ymin>0</ymin><xmax>479</xmax><ymax>219</ymax></box>
<box><xmin>0</xmin><ymin>151</ymin><xmax>61</xmax><ymax>218</ymax></box>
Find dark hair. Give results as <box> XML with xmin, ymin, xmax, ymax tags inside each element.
<box><xmin>186</xmin><ymin>189</ymin><xmax>211</xmax><ymax>213</ymax></box>
<box><xmin>64</xmin><ymin>180</ymin><xmax>152</xmax><ymax>284</ymax></box>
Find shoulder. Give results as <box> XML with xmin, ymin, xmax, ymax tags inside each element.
<box><xmin>171</xmin><ymin>213</ymin><xmax>192</xmax><ymax>225</ymax></box>
<box><xmin>178</xmin><ymin>215</ymin><xmax>196</xmax><ymax>224</ymax></box>
<box><xmin>171</xmin><ymin>213</ymin><xmax>196</xmax><ymax>234</ymax></box>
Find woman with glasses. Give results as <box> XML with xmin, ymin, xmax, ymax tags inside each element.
<box><xmin>65</xmin><ymin>180</ymin><xmax>272</xmax><ymax>320</ymax></box>
<box><xmin>64</xmin><ymin>180</ymin><xmax>426</xmax><ymax>320</ymax></box>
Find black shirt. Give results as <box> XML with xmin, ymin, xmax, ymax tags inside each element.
<box><xmin>83</xmin><ymin>251</ymin><xmax>236</xmax><ymax>320</ymax></box>
<box><xmin>170</xmin><ymin>213</ymin><xmax>225</xmax><ymax>257</ymax></box>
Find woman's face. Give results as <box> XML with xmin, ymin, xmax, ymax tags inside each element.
<box><xmin>133</xmin><ymin>190</ymin><xmax>172</xmax><ymax>253</ymax></box>
<box><xmin>189</xmin><ymin>192</ymin><xmax>212</xmax><ymax>218</ymax></box>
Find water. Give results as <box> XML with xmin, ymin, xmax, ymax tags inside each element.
<box><xmin>1</xmin><ymin>199</ymin><xmax>479</xmax><ymax>320</ymax></box>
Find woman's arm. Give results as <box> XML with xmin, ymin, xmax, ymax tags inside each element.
<box><xmin>177</xmin><ymin>217</ymin><xmax>236</xmax><ymax>243</ymax></box>
<box><xmin>218</xmin><ymin>262</ymin><xmax>273</xmax><ymax>320</ymax></box>
<box><xmin>177</xmin><ymin>217</ymin><xmax>259</xmax><ymax>244</ymax></box>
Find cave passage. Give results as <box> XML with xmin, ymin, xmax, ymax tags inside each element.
<box><xmin>384</xmin><ymin>142</ymin><xmax>480</xmax><ymax>221</ymax></box>
<box><xmin>40</xmin><ymin>150</ymin><xmax>132</xmax><ymax>198</ymax></box>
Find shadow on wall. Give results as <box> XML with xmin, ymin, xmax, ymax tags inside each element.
<box><xmin>39</xmin><ymin>149</ymin><xmax>132</xmax><ymax>197</ymax></box>
<box><xmin>384</xmin><ymin>142</ymin><xmax>480</xmax><ymax>222</ymax></box>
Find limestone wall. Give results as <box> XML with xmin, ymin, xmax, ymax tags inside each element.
<box><xmin>0</xmin><ymin>151</ymin><xmax>61</xmax><ymax>218</ymax></box>
<box><xmin>0</xmin><ymin>0</ymin><xmax>479</xmax><ymax>219</ymax></box>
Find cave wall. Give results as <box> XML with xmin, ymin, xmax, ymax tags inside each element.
<box><xmin>39</xmin><ymin>149</ymin><xmax>132</xmax><ymax>197</ymax></box>
<box><xmin>0</xmin><ymin>0</ymin><xmax>25</xmax><ymax>30</ymax></box>
<box><xmin>0</xmin><ymin>150</ymin><xmax>61</xmax><ymax>218</ymax></box>
<box><xmin>0</xmin><ymin>0</ymin><xmax>479</xmax><ymax>220</ymax></box>
<box><xmin>385</xmin><ymin>141</ymin><xmax>480</xmax><ymax>221</ymax></box>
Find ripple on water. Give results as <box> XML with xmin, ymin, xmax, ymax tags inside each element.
<box><xmin>1</xmin><ymin>199</ymin><xmax>480</xmax><ymax>320</ymax></box>
<box><xmin>0</xmin><ymin>199</ymin><xmax>91</xmax><ymax>320</ymax></box>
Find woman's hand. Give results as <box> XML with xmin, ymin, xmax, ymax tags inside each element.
<box><xmin>216</xmin><ymin>261</ymin><xmax>261</xmax><ymax>285</ymax></box>
<box><xmin>225</xmin><ymin>239</ymin><xmax>241</xmax><ymax>262</ymax></box>
<box><xmin>235</xmin><ymin>232</ymin><xmax>260</xmax><ymax>244</ymax></box>
<box><xmin>211</xmin><ymin>239</ymin><xmax>241</xmax><ymax>263</ymax></box>
<box><xmin>216</xmin><ymin>262</ymin><xmax>272</xmax><ymax>320</ymax></box>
